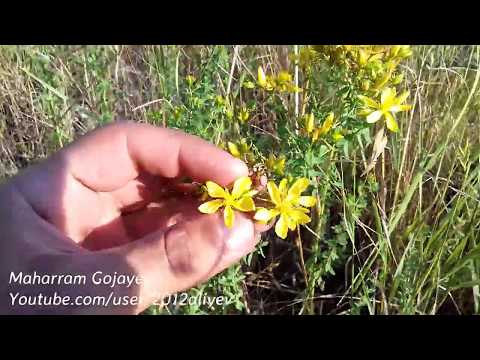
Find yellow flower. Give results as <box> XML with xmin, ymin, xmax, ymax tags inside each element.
<box><xmin>254</xmin><ymin>178</ymin><xmax>316</xmax><ymax>239</ymax></box>
<box><xmin>257</xmin><ymin>66</ymin><xmax>300</xmax><ymax>93</ymax></box>
<box><xmin>222</xmin><ymin>97</ymin><xmax>234</xmax><ymax>119</ymax></box>
<box><xmin>257</xmin><ymin>66</ymin><xmax>275</xmax><ymax>90</ymax></box>
<box><xmin>238</xmin><ymin>106</ymin><xmax>250</xmax><ymax>123</ymax></box>
<box><xmin>287</xmin><ymin>84</ymin><xmax>303</xmax><ymax>93</ymax></box>
<box><xmin>390</xmin><ymin>45</ymin><xmax>401</xmax><ymax>58</ymax></box>
<box><xmin>215</xmin><ymin>95</ymin><xmax>225</xmax><ymax>106</ymax></box>
<box><xmin>242</xmin><ymin>81</ymin><xmax>255</xmax><ymax>89</ymax></box>
<box><xmin>186</xmin><ymin>75</ymin><xmax>196</xmax><ymax>87</ymax></box>
<box><xmin>228</xmin><ymin>138</ymin><xmax>249</xmax><ymax>158</ymax></box>
<box><xmin>198</xmin><ymin>177</ymin><xmax>257</xmax><ymax>228</ymax></box>
<box><xmin>173</xmin><ymin>106</ymin><xmax>183</xmax><ymax>120</ymax></box>
<box><xmin>297</xmin><ymin>46</ymin><xmax>318</xmax><ymax>69</ymax></box>
<box><xmin>276</xmin><ymin>71</ymin><xmax>292</xmax><ymax>91</ymax></box>
<box><xmin>258</xmin><ymin>66</ymin><xmax>267</xmax><ymax>87</ymax></box>
<box><xmin>312</xmin><ymin>112</ymin><xmax>335</xmax><ymax>141</ymax></box>
<box><xmin>228</xmin><ymin>139</ymin><xmax>254</xmax><ymax>163</ymax></box>
<box><xmin>357</xmin><ymin>48</ymin><xmax>369</xmax><ymax>67</ymax></box>
<box><xmin>391</xmin><ymin>45</ymin><xmax>412</xmax><ymax>58</ymax></box>
<box><xmin>321</xmin><ymin>112</ymin><xmax>335</xmax><ymax>134</ymax></box>
<box><xmin>358</xmin><ymin>87</ymin><xmax>411</xmax><ymax>132</ymax></box>
<box><xmin>225</xmin><ymin>108</ymin><xmax>234</xmax><ymax>120</ymax></box>
<box><xmin>277</xmin><ymin>70</ymin><xmax>292</xmax><ymax>83</ymax></box>
<box><xmin>332</xmin><ymin>129</ymin><xmax>344</xmax><ymax>142</ymax></box>
<box><xmin>266</xmin><ymin>153</ymin><xmax>286</xmax><ymax>176</ymax></box>
<box><xmin>304</xmin><ymin>113</ymin><xmax>315</xmax><ymax>134</ymax></box>
<box><xmin>228</xmin><ymin>142</ymin><xmax>241</xmax><ymax>158</ymax></box>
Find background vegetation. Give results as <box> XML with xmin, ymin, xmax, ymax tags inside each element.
<box><xmin>1</xmin><ymin>45</ymin><xmax>479</xmax><ymax>314</ymax></box>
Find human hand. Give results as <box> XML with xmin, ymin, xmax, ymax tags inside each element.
<box><xmin>0</xmin><ymin>121</ymin><xmax>265</xmax><ymax>314</ymax></box>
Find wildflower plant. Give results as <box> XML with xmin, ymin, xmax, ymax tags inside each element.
<box><xmin>141</xmin><ymin>44</ymin><xmax>479</xmax><ymax>317</ymax></box>
<box><xmin>195</xmin><ymin>45</ymin><xmax>412</xmax><ymax>243</ymax></box>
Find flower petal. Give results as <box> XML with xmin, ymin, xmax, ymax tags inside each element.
<box><xmin>298</xmin><ymin>196</ymin><xmax>317</xmax><ymax>207</ymax></box>
<box><xmin>258</xmin><ymin>66</ymin><xmax>267</xmax><ymax>87</ymax></box>
<box><xmin>232</xmin><ymin>196</ymin><xmax>255</xmax><ymax>212</ymax></box>
<box><xmin>267</xmin><ymin>181</ymin><xmax>282</xmax><ymax>205</ymax></box>
<box><xmin>232</xmin><ymin>176</ymin><xmax>252</xmax><ymax>199</ymax></box>
<box><xmin>224</xmin><ymin>205</ymin><xmax>234</xmax><ymax>228</ymax></box>
<box><xmin>198</xmin><ymin>199</ymin><xmax>224</xmax><ymax>214</ymax></box>
<box><xmin>324</xmin><ymin>112</ymin><xmax>334</xmax><ymax>125</ymax></box>
<box><xmin>279</xmin><ymin>178</ymin><xmax>289</xmax><ymax>195</ymax></box>
<box><xmin>366</xmin><ymin>110</ymin><xmax>383</xmax><ymax>123</ymax></box>
<box><xmin>296</xmin><ymin>206</ymin><xmax>310</xmax><ymax>213</ymax></box>
<box><xmin>287</xmin><ymin>178</ymin><xmax>310</xmax><ymax>200</ymax></box>
<box><xmin>381</xmin><ymin>87</ymin><xmax>395</xmax><ymax>105</ymax></box>
<box><xmin>320</xmin><ymin>112</ymin><xmax>334</xmax><ymax>135</ymax></box>
<box><xmin>286</xmin><ymin>214</ymin><xmax>297</xmax><ymax>231</ymax></box>
<box><xmin>289</xmin><ymin>209</ymin><xmax>311</xmax><ymax>225</ymax></box>
<box><xmin>306</xmin><ymin>113</ymin><xmax>315</xmax><ymax>133</ymax></box>
<box><xmin>390</xmin><ymin>104</ymin><xmax>412</xmax><ymax>113</ymax></box>
<box><xmin>275</xmin><ymin>214</ymin><xmax>289</xmax><ymax>239</ymax></box>
<box><xmin>385</xmin><ymin>112</ymin><xmax>399</xmax><ymax>133</ymax></box>
<box><xmin>245</xmin><ymin>190</ymin><xmax>259</xmax><ymax>197</ymax></box>
<box><xmin>206</xmin><ymin>181</ymin><xmax>227</xmax><ymax>198</ymax></box>
<box><xmin>254</xmin><ymin>207</ymin><xmax>277</xmax><ymax>223</ymax></box>
<box><xmin>228</xmin><ymin>142</ymin><xmax>240</xmax><ymax>158</ymax></box>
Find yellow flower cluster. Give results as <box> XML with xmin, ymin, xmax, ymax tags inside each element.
<box><xmin>303</xmin><ymin>112</ymin><xmax>344</xmax><ymax>142</ymax></box>
<box><xmin>227</xmin><ymin>138</ymin><xmax>255</xmax><ymax>164</ymax></box>
<box><xmin>198</xmin><ymin>176</ymin><xmax>316</xmax><ymax>239</ymax></box>
<box><xmin>215</xmin><ymin>95</ymin><xmax>235</xmax><ymax>120</ymax></box>
<box><xmin>290</xmin><ymin>46</ymin><xmax>319</xmax><ymax>70</ymax></box>
<box><xmin>237</xmin><ymin>106</ymin><xmax>250</xmax><ymax>123</ymax></box>
<box><xmin>313</xmin><ymin>45</ymin><xmax>412</xmax><ymax>95</ymax></box>
<box><xmin>257</xmin><ymin>66</ymin><xmax>302</xmax><ymax>93</ymax></box>
<box><xmin>310</xmin><ymin>45</ymin><xmax>413</xmax><ymax>134</ymax></box>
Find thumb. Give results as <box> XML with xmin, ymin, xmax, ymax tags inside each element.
<box><xmin>111</xmin><ymin>211</ymin><xmax>258</xmax><ymax>313</ymax></box>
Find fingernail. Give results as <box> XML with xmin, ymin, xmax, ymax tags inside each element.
<box><xmin>224</xmin><ymin>216</ymin><xmax>255</xmax><ymax>254</ymax></box>
<box><xmin>231</xmin><ymin>158</ymin><xmax>249</xmax><ymax>177</ymax></box>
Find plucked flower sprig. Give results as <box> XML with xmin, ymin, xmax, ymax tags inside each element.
<box><xmin>198</xmin><ymin>176</ymin><xmax>257</xmax><ymax>228</ymax></box>
<box><xmin>302</xmin><ymin>112</ymin><xmax>343</xmax><ymax>143</ymax></box>
<box><xmin>257</xmin><ymin>66</ymin><xmax>302</xmax><ymax>93</ymax></box>
<box><xmin>312</xmin><ymin>45</ymin><xmax>413</xmax><ymax>95</ymax></box>
<box><xmin>197</xmin><ymin>175</ymin><xmax>316</xmax><ymax>239</ymax></box>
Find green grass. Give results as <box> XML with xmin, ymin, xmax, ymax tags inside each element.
<box><xmin>1</xmin><ymin>45</ymin><xmax>479</xmax><ymax>314</ymax></box>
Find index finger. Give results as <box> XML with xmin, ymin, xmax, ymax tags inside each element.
<box><xmin>57</xmin><ymin>121</ymin><xmax>248</xmax><ymax>192</ymax></box>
